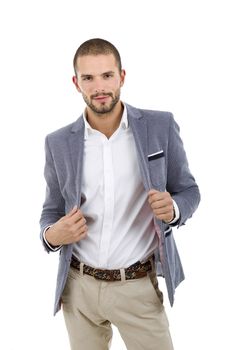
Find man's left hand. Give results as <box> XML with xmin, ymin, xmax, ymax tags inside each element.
<box><xmin>148</xmin><ymin>189</ymin><xmax>174</xmax><ymax>223</ymax></box>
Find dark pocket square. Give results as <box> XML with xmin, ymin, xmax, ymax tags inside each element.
<box><xmin>148</xmin><ymin>150</ymin><xmax>164</xmax><ymax>161</ymax></box>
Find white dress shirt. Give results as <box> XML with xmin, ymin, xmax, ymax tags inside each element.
<box><xmin>44</xmin><ymin>103</ymin><xmax>179</xmax><ymax>268</ymax></box>
<box><xmin>72</xmin><ymin>104</ymin><xmax>156</xmax><ymax>269</ymax></box>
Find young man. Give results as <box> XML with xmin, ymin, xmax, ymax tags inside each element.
<box><xmin>40</xmin><ymin>38</ymin><xmax>200</xmax><ymax>350</ymax></box>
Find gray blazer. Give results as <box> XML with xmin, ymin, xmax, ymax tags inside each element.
<box><xmin>40</xmin><ymin>103</ymin><xmax>200</xmax><ymax>315</ymax></box>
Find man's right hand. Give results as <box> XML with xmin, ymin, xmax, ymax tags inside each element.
<box><xmin>45</xmin><ymin>206</ymin><xmax>88</xmax><ymax>246</ymax></box>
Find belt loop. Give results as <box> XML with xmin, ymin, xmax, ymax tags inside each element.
<box><xmin>79</xmin><ymin>262</ymin><xmax>84</xmax><ymax>276</ymax></box>
<box><xmin>120</xmin><ymin>268</ymin><xmax>126</xmax><ymax>282</ymax></box>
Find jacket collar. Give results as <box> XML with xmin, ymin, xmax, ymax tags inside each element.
<box><xmin>70</xmin><ymin>102</ymin><xmax>142</xmax><ymax>134</ymax></box>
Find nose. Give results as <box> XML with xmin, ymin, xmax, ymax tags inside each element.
<box><xmin>93</xmin><ymin>77</ymin><xmax>106</xmax><ymax>94</ymax></box>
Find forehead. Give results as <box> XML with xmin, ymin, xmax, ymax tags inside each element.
<box><xmin>76</xmin><ymin>54</ymin><xmax>119</xmax><ymax>75</ymax></box>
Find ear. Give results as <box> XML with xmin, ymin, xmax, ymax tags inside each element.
<box><xmin>120</xmin><ymin>69</ymin><xmax>126</xmax><ymax>87</ymax></box>
<box><xmin>72</xmin><ymin>76</ymin><xmax>81</xmax><ymax>92</ymax></box>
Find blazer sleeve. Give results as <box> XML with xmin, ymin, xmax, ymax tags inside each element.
<box><xmin>39</xmin><ymin>135</ymin><xmax>66</xmax><ymax>252</ymax></box>
<box><xmin>166</xmin><ymin>115</ymin><xmax>200</xmax><ymax>227</ymax></box>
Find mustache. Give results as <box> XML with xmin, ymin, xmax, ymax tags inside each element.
<box><xmin>91</xmin><ymin>92</ymin><xmax>113</xmax><ymax>98</ymax></box>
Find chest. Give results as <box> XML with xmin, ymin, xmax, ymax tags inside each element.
<box><xmin>82</xmin><ymin>130</ymin><xmax>142</xmax><ymax>190</ymax></box>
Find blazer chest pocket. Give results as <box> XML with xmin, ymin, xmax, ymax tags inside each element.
<box><xmin>148</xmin><ymin>150</ymin><xmax>166</xmax><ymax>187</ymax></box>
<box><xmin>148</xmin><ymin>150</ymin><xmax>164</xmax><ymax>161</ymax></box>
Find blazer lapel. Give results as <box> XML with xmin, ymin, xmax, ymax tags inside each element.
<box><xmin>126</xmin><ymin>103</ymin><xmax>165</xmax><ymax>244</ymax></box>
<box><xmin>126</xmin><ymin>104</ymin><xmax>152</xmax><ymax>191</ymax></box>
<box><xmin>68</xmin><ymin>116</ymin><xmax>85</xmax><ymax>206</ymax></box>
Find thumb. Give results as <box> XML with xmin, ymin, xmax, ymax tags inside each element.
<box><xmin>66</xmin><ymin>205</ymin><xmax>78</xmax><ymax>217</ymax></box>
<box><xmin>148</xmin><ymin>189</ymin><xmax>160</xmax><ymax>196</ymax></box>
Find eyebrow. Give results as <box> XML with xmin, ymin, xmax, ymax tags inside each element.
<box><xmin>80</xmin><ymin>71</ymin><xmax>115</xmax><ymax>78</ymax></box>
<box><xmin>102</xmin><ymin>71</ymin><xmax>115</xmax><ymax>75</ymax></box>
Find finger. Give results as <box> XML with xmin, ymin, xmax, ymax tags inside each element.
<box><xmin>151</xmin><ymin>197</ymin><xmax>172</xmax><ymax>210</ymax></box>
<box><xmin>156</xmin><ymin>214</ymin><xmax>169</xmax><ymax>222</ymax></box>
<box><xmin>74</xmin><ymin>224</ymin><xmax>88</xmax><ymax>240</ymax></box>
<box><xmin>153</xmin><ymin>206</ymin><xmax>172</xmax><ymax>215</ymax></box>
<box><xmin>66</xmin><ymin>205</ymin><xmax>78</xmax><ymax>218</ymax></box>
<box><xmin>148</xmin><ymin>192</ymin><xmax>164</xmax><ymax>205</ymax></box>
<box><xmin>148</xmin><ymin>189</ymin><xmax>160</xmax><ymax>196</ymax></box>
<box><xmin>151</xmin><ymin>200</ymin><xmax>165</xmax><ymax>210</ymax></box>
<box><xmin>73</xmin><ymin>217</ymin><xmax>87</xmax><ymax>230</ymax></box>
<box><xmin>76</xmin><ymin>229</ymin><xmax>88</xmax><ymax>241</ymax></box>
<box><xmin>156</xmin><ymin>212</ymin><xmax>174</xmax><ymax>222</ymax></box>
<box><xmin>69</xmin><ymin>210</ymin><xmax>85</xmax><ymax>224</ymax></box>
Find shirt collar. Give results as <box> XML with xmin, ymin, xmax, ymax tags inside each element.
<box><xmin>82</xmin><ymin>102</ymin><xmax>128</xmax><ymax>139</ymax></box>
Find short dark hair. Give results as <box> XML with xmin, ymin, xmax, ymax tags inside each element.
<box><xmin>73</xmin><ymin>38</ymin><xmax>122</xmax><ymax>74</ymax></box>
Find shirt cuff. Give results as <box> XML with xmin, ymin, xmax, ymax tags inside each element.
<box><xmin>167</xmin><ymin>200</ymin><xmax>180</xmax><ymax>224</ymax></box>
<box><xmin>43</xmin><ymin>226</ymin><xmax>62</xmax><ymax>252</ymax></box>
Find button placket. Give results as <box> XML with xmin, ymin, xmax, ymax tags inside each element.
<box><xmin>98</xmin><ymin>138</ymin><xmax>115</xmax><ymax>266</ymax></box>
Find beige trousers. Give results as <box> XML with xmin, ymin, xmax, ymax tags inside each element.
<box><xmin>61</xmin><ymin>265</ymin><xmax>174</xmax><ymax>350</ymax></box>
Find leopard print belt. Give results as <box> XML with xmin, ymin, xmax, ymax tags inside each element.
<box><xmin>70</xmin><ymin>255</ymin><xmax>154</xmax><ymax>281</ymax></box>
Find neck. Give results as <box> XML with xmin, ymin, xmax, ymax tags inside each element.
<box><xmin>85</xmin><ymin>101</ymin><xmax>124</xmax><ymax>138</ymax></box>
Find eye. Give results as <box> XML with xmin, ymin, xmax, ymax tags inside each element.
<box><xmin>83</xmin><ymin>76</ymin><xmax>92</xmax><ymax>81</ymax></box>
<box><xmin>103</xmin><ymin>73</ymin><xmax>113</xmax><ymax>79</ymax></box>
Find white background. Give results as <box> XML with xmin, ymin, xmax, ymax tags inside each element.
<box><xmin>0</xmin><ymin>0</ymin><xmax>232</xmax><ymax>349</ymax></box>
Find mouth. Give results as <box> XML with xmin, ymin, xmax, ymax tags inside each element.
<box><xmin>93</xmin><ymin>95</ymin><xmax>110</xmax><ymax>102</ymax></box>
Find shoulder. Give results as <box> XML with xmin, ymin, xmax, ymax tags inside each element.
<box><xmin>47</xmin><ymin>121</ymin><xmax>76</xmax><ymax>139</ymax></box>
<box><xmin>125</xmin><ymin>103</ymin><xmax>174</xmax><ymax>128</ymax></box>
<box><xmin>45</xmin><ymin>115</ymin><xmax>83</xmax><ymax>143</ymax></box>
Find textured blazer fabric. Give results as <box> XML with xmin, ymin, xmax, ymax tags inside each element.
<box><xmin>40</xmin><ymin>103</ymin><xmax>200</xmax><ymax>315</ymax></box>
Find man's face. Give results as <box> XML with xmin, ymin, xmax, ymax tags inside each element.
<box><xmin>73</xmin><ymin>54</ymin><xmax>125</xmax><ymax>115</ymax></box>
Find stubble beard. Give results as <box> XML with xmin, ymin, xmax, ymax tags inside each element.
<box><xmin>82</xmin><ymin>89</ymin><xmax>121</xmax><ymax>116</ymax></box>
